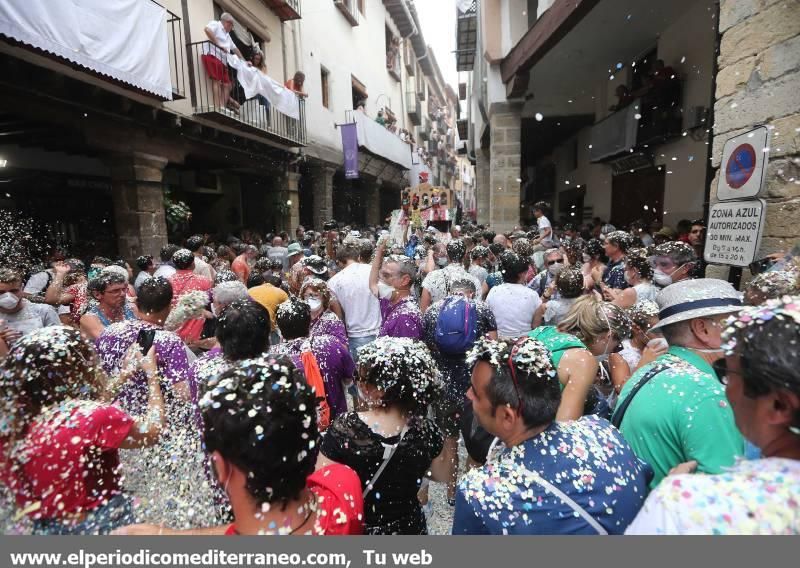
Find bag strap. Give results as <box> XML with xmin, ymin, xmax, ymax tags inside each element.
<box><xmin>611</xmin><ymin>363</ymin><xmax>669</xmax><ymax>428</ymax></box>
<box><xmin>525</xmin><ymin>470</ymin><xmax>608</xmax><ymax>535</ymax></box>
<box><xmin>363</xmin><ymin>425</ymin><xmax>409</xmax><ymax>498</ymax></box>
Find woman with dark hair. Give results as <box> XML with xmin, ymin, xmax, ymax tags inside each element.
<box><xmin>485</xmin><ymin>252</ymin><xmax>541</xmax><ymax>338</ymax></box>
<box><xmin>318</xmin><ymin>337</ymin><xmax>446</xmax><ymax>534</ymax></box>
<box><xmin>114</xmin><ymin>356</ymin><xmax>364</xmax><ymax>535</ymax></box>
<box><xmin>0</xmin><ymin>327</ymin><xmax>165</xmax><ymax>534</ymax></box>
<box><xmin>189</xmin><ymin>298</ymin><xmax>271</xmax><ymax>392</ymax></box>
<box><xmin>581</xmin><ymin>238</ymin><xmax>606</xmax><ymax>291</ymax></box>
<box><xmin>627</xmin><ymin>296</ymin><xmax>800</xmax><ymax>534</ymax></box>
<box><xmin>454</xmin><ymin>336</ymin><xmax>650</xmax><ymax>535</ymax></box>
<box><xmin>608</xmin><ymin>248</ymin><xmax>658</xmax><ymax>308</ymax></box>
<box><xmin>301</xmin><ymin>278</ymin><xmax>347</xmax><ymax>346</ymax></box>
<box><xmin>529</xmin><ymin>295</ymin><xmax>631</xmax><ymax>420</ymax></box>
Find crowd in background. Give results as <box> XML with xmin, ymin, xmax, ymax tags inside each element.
<box><xmin>1</xmin><ymin>200</ymin><xmax>799</xmax><ymax>535</ymax></box>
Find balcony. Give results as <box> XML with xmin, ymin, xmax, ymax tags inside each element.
<box><xmin>188</xmin><ymin>41</ymin><xmax>306</xmax><ymax>147</ymax></box>
<box><xmin>406</xmin><ymin>91</ymin><xmax>421</xmax><ymax>125</ymax></box>
<box><xmin>455</xmin><ymin>0</ymin><xmax>477</xmax><ymax>72</ymax></box>
<box><xmin>589</xmin><ymin>81</ymin><xmax>683</xmax><ymax>162</ymax></box>
<box><xmin>347</xmin><ymin>110</ymin><xmax>412</xmax><ymax>170</ymax></box>
<box><xmin>262</xmin><ymin>0</ymin><xmax>301</xmax><ymax>21</ymax></box>
<box><xmin>0</xmin><ymin>0</ymin><xmax>185</xmax><ymax>100</ymax></box>
<box><xmin>334</xmin><ymin>0</ymin><xmax>360</xmax><ymax>26</ymax></box>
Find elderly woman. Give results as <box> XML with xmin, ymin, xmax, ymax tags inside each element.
<box><xmin>301</xmin><ymin>278</ymin><xmax>347</xmax><ymax>346</ymax></box>
<box><xmin>626</xmin><ymin>296</ymin><xmax>800</xmax><ymax>534</ymax></box>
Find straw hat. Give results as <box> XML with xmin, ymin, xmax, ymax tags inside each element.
<box><xmin>650</xmin><ymin>278</ymin><xmax>743</xmax><ymax>330</ymax></box>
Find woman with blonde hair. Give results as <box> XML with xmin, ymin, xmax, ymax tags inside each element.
<box><xmin>528</xmin><ymin>295</ymin><xmax>631</xmax><ymax>420</ymax></box>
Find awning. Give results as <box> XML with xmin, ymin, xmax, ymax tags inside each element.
<box><xmin>0</xmin><ymin>0</ymin><xmax>172</xmax><ymax>99</ymax></box>
<box><xmin>353</xmin><ymin>111</ymin><xmax>412</xmax><ymax>170</ymax></box>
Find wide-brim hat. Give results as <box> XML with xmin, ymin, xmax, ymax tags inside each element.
<box><xmin>650</xmin><ymin>278</ymin><xmax>743</xmax><ymax>330</ymax></box>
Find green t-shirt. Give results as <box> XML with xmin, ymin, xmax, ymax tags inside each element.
<box><xmin>616</xmin><ymin>345</ymin><xmax>743</xmax><ymax>489</ymax></box>
<box><xmin>528</xmin><ymin>326</ymin><xmax>586</xmax><ymax>372</ymax></box>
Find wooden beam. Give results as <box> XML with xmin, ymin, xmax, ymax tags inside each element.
<box><xmin>500</xmin><ymin>0</ymin><xmax>601</xmax><ymax>85</ymax></box>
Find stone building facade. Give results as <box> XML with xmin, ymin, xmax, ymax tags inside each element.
<box><xmin>708</xmin><ymin>0</ymin><xmax>800</xmax><ymax>280</ymax></box>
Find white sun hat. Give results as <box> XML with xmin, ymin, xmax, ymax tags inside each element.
<box><xmin>650</xmin><ymin>278</ymin><xmax>744</xmax><ymax>331</ymax></box>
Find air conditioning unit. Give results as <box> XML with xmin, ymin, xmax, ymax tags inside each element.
<box><xmin>685</xmin><ymin>106</ymin><xmax>708</xmax><ymax>131</ymax></box>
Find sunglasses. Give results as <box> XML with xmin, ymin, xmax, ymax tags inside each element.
<box><xmin>506</xmin><ymin>338</ymin><xmax>528</xmax><ymax>413</ymax></box>
<box><xmin>545</xmin><ymin>259</ymin><xmax>564</xmax><ymax>266</ymax></box>
<box><xmin>711</xmin><ymin>359</ymin><xmax>744</xmax><ymax>386</ymax></box>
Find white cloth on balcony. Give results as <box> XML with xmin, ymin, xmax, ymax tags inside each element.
<box><xmin>0</xmin><ymin>0</ymin><xmax>172</xmax><ymax>99</ymax></box>
<box><xmin>352</xmin><ymin>110</ymin><xmax>412</xmax><ymax>170</ymax></box>
<box><xmin>225</xmin><ymin>54</ymin><xmax>300</xmax><ymax>120</ymax></box>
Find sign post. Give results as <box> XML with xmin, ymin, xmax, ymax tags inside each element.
<box><xmin>706</xmin><ymin>126</ymin><xmax>771</xmax><ymax>276</ymax></box>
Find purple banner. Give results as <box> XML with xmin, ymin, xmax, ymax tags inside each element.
<box><xmin>341</xmin><ymin>122</ymin><xmax>359</xmax><ymax>179</ymax></box>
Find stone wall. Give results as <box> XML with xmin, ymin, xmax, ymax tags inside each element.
<box><xmin>488</xmin><ymin>104</ymin><xmax>523</xmax><ymax>232</ymax></box>
<box><xmin>708</xmin><ymin>0</ymin><xmax>800</xmax><ymax>280</ymax></box>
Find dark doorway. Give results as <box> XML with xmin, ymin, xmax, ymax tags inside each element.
<box><xmin>611</xmin><ymin>167</ymin><xmax>665</xmax><ymax>228</ymax></box>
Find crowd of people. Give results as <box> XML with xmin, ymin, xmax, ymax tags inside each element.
<box><xmin>1</xmin><ymin>204</ymin><xmax>799</xmax><ymax>535</ymax></box>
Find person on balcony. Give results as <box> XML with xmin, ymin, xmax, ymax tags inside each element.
<box><xmin>285</xmin><ymin>71</ymin><xmax>307</xmax><ymax>98</ymax></box>
<box><xmin>202</xmin><ymin>13</ymin><xmax>244</xmax><ymax>114</ymax></box>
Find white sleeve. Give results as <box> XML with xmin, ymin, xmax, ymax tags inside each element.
<box><xmin>624</xmin><ymin>487</ymin><xmax>684</xmax><ymax>535</ymax></box>
<box><xmin>23</xmin><ymin>272</ymin><xmax>49</xmax><ymax>295</ymax></box>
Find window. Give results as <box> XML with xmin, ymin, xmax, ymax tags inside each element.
<box><xmin>321</xmin><ymin>67</ymin><xmax>330</xmax><ymax>109</ymax></box>
<box><xmin>352</xmin><ymin>75</ymin><xmax>368</xmax><ymax>110</ymax></box>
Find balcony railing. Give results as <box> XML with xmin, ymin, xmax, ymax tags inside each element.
<box><xmin>262</xmin><ymin>0</ymin><xmax>302</xmax><ymax>21</ymax></box>
<box><xmin>334</xmin><ymin>0</ymin><xmax>360</xmax><ymax>26</ymax></box>
<box><xmin>188</xmin><ymin>41</ymin><xmax>306</xmax><ymax>146</ymax></box>
<box><xmin>406</xmin><ymin>91</ymin><xmax>421</xmax><ymax>125</ymax></box>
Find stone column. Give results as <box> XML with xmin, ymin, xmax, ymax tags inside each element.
<box><xmin>365</xmin><ymin>178</ymin><xmax>382</xmax><ymax>226</ymax></box>
<box><xmin>108</xmin><ymin>152</ymin><xmax>169</xmax><ymax>261</ymax></box>
<box><xmin>310</xmin><ymin>164</ymin><xmax>336</xmax><ymax>230</ymax></box>
<box><xmin>287</xmin><ymin>170</ymin><xmax>302</xmax><ymax>232</ymax></box>
<box><xmin>488</xmin><ymin>103</ymin><xmax>523</xmax><ymax>233</ymax></box>
<box><xmin>706</xmin><ymin>1</ymin><xmax>800</xmax><ymax>281</ymax></box>
<box><xmin>476</xmin><ymin>148</ymin><xmax>491</xmax><ymax>225</ymax></box>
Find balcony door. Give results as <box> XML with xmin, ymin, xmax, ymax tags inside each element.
<box><xmin>611</xmin><ymin>166</ymin><xmax>665</xmax><ymax>228</ymax></box>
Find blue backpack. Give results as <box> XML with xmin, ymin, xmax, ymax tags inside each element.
<box><xmin>434</xmin><ymin>296</ymin><xmax>478</xmax><ymax>355</ymax></box>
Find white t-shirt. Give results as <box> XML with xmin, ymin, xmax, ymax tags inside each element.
<box><xmin>486</xmin><ymin>283</ymin><xmax>541</xmax><ymax>339</ymax></box>
<box><xmin>422</xmin><ymin>264</ymin><xmax>483</xmax><ymax>304</ymax></box>
<box><xmin>537</xmin><ymin>216</ymin><xmax>554</xmax><ymax>246</ymax></box>
<box><xmin>153</xmin><ymin>264</ymin><xmax>176</xmax><ymax>280</ymax></box>
<box><xmin>1</xmin><ymin>300</ymin><xmax>60</xmax><ymax>336</ymax></box>
<box><xmin>203</xmin><ymin>20</ymin><xmax>235</xmax><ymax>60</ymax></box>
<box><xmin>327</xmin><ymin>262</ymin><xmax>381</xmax><ymax>338</ymax></box>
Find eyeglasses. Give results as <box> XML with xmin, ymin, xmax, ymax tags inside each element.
<box><xmin>545</xmin><ymin>259</ymin><xmax>564</xmax><ymax>266</ymax></box>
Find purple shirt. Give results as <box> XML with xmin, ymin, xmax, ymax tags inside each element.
<box><xmin>96</xmin><ymin>320</ymin><xmax>195</xmax><ymax>418</ymax></box>
<box><xmin>379</xmin><ymin>297</ymin><xmax>423</xmax><ymax>340</ymax></box>
<box><xmin>269</xmin><ymin>334</ymin><xmax>354</xmax><ymax>418</ymax></box>
<box><xmin>310</xmin><ymin>310</ymin><xmax>348</xmax><ymax>346</ymax></box>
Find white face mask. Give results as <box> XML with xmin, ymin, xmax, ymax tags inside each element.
<box><xmin>547</xmin><ymin>262</ymin><xmax>564</xmax><ymax>277</ymax></box>
<box><xmin>377</xmin><ymin>281</ymin><xmax>395</xmax><ymax>300</ymax></box>
<box><xmin>306</xmin><ymin>298</ymin><xmax>323</xmax><ymax>312</ymax></box>
<box><xmin>0</xmin><ymin>292</ymin><xmax>20</xmax><ymax>310</ymax></box>
<box><xmin>653</xmin><ymin>264</ymin><xmax>683</xmax><ymax>287</ymax></box>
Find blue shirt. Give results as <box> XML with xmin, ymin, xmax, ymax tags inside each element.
<box><xmin>452</xmin><ymin>416</ymin><xmax>651</xmax><ymax>535</ymax></box>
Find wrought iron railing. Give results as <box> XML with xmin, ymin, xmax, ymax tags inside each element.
<box><xmin>187</xmin><ymin>40</ymin><xmax>306</xmax><ymax>146</ymax></box>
